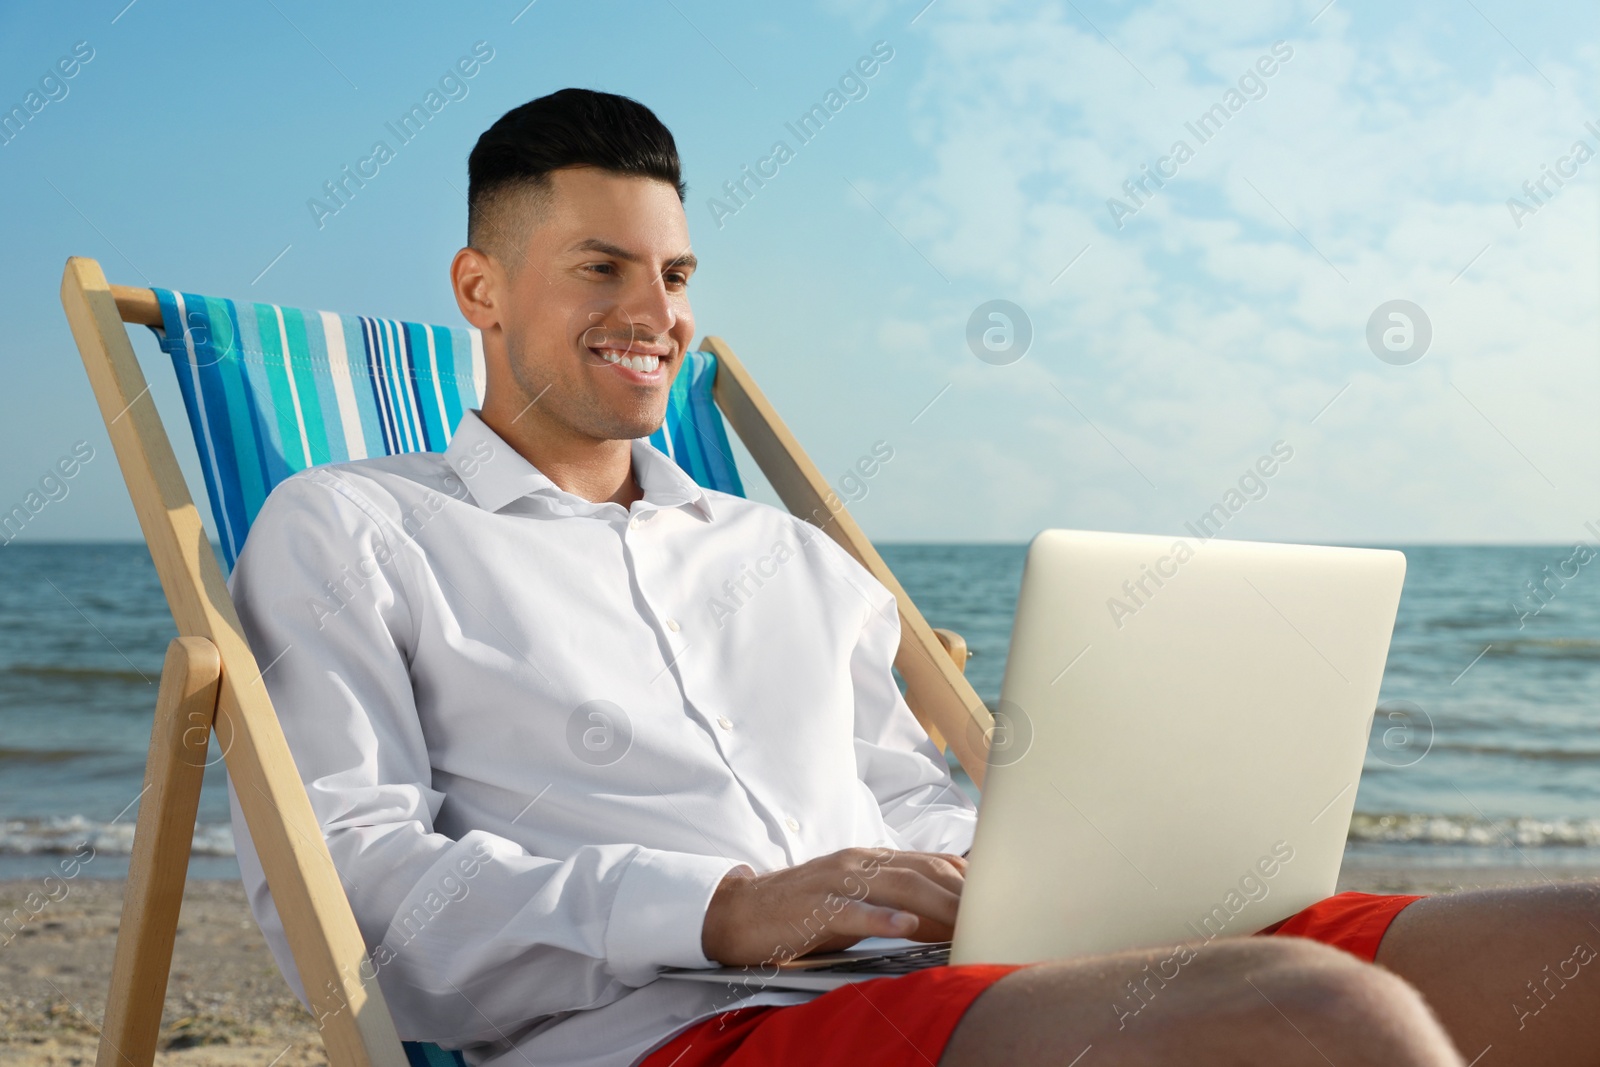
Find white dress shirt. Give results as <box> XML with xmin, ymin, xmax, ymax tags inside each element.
<box><xmin>225</xmin><ymin>408</ymin><xmax>977</xmax><ymax>1067</ymax></box>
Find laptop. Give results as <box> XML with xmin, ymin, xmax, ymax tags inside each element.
<box><xmin>663</xmin><ymin>529</ymin><xmax>1406</xmax><ymax>991</ymax></box>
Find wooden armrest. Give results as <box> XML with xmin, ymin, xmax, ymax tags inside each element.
<box><xmin>100</xmin><ymin>636</ymin><xmax>221</xmax><ymax>1067</ymax></box>
<box><xmin>931</xmin><ymin>628</ymin><xmax>969</xmax><ymax>673</ymax></box>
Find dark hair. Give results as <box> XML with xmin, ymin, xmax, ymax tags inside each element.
<box><xmin>467</xmin><ymin>88</ymin><xmax>685</xmax><ymax>264</ymax></box>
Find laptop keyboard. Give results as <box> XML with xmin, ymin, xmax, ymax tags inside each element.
<box><xmin>790</xmin><ymin>943</ymin><xmax>951</xmax><ymax>975</ymax></box>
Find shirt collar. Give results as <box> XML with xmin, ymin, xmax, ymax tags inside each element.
<box><xmin>443</xmin><ymin>408</ymin><xmax>716</xmax><ymax>521</ymax></box>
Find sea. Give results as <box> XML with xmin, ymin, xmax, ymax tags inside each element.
<box><xmin>2</xmin><ymin>542</ymin><xmax>1598</xmax><ymax>880</ymax></box>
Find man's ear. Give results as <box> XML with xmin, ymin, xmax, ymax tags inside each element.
<box><xmin>451</xmin><ymin>246</ymin><xmax>501</xmax><ymax>332</ymax></box>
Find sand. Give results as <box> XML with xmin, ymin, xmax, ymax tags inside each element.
<box><xmin>3</xmin><ymin>866</ymin><xmax>1598</xmax><ymax>1066</ymax></box>
<box><xmin>0</xmin><ymin>879</ymin><xmax>321</xmax><ymax>1067</ymax></box>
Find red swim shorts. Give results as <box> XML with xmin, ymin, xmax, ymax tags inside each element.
<box><xmin>640</xmin><ymin>891</ymin><xmax>1423</xmax><ymax>1067</ymax></box>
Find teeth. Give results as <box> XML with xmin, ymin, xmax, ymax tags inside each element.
<box><xmin>597</xmin><ymin>348</ymin><xmax>658</xmax><ymax>372</ymax></box>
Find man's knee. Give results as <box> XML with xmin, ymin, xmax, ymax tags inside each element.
<box><xmin>1231</xmin><ymin>939</ymin><xmax>1458</xmax><ymax>1065</ymax></box>
<box><xmin>1263</xmin><ymin>945</ymin><xmax>1420</xmax><ymax>1017</ymax></box>
<box><xmin>946</xmin><ymin>938</ymin><xmax>1461</xmax><ymax>1067</ymax></box>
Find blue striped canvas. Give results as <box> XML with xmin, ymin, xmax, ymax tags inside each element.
<box><xmin>145</xmin><ymin>288</ymin><xmax>744</xmax><ymax>570</ymax></box>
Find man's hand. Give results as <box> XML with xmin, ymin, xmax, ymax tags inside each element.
<box><xmin>701</xmin><ymin>848</ymin><xmax>966</xmax><ymax>966</ymax></box>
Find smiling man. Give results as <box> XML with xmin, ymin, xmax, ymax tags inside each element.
<box><xmin>228</xmin><ymin>89</ymin><xmax>1600</xmax><ymax>1067</ymax></box>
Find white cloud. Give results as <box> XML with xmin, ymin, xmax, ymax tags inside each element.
<box><xmin>863</xmin><ymin>0</ymin><xmax>1599</xmax><ymax>541</ymax></box>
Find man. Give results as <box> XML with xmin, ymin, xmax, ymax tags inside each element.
<box><xmin>229</xmin><ymin>89</ymin><xmax>1600</xmax><ymax>1067</ymax></box>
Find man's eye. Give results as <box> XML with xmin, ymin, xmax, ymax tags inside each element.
<box><xmin>587</xmin><ymin>263</ymin><xmax>615</xmax><ymax>276</ymax></box>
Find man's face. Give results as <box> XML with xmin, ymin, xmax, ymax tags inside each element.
<box><xmin>483</xmin><ymin>165</ymin><xmax>696</xmax><ymax>442</ymax></box>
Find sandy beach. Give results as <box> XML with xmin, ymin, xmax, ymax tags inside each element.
<box><xmin>0</xmin><ymin>879</ymin><xmax>325</xmax><ymax>1067</ymax></box>
<box><xmin>3</xmin><ymin>865</ymin><xmax>1597</xmax><ymax>1066</ymax></box>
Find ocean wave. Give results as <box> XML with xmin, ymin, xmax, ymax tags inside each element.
<box><xmin>1489</xmin><ymin>638</ymin><xmax>1600</xmax><ymax>660</ymax></box>
<box><xmin>0</xmin><ymin>816</ymin><xmax>235</xmax><ymax>856</ymax></box>
<box><xmin>0</xmin><ymin>747</ymin><xmax>108</xmax><ymax>764</ymax></box>
<box><xmin>1349</xmin><ymin>812</ymin><xmax>1600</xmax><ymax>848</ymax></box>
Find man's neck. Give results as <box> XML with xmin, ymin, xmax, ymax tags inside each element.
<box><xmin>478</xmin><ymin>405</ymin><xmax>642</xmax><ymax>509</ymax></box>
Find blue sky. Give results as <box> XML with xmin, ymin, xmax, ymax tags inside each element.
<box><xmin>1</xmin><ymin>0</ymin><xmax>1595</xmax><ymax>545</ymax></box>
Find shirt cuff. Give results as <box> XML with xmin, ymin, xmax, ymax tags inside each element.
<box><xmin>605</xmin><ymin>848</ymin><xmax>744</xmax><ymax>980</ymax></box>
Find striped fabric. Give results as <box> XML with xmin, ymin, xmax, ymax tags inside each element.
<box><xmin>146</xmin><ymin>288</ymin><xmax>745</xmax><ymax>570</ymax></box>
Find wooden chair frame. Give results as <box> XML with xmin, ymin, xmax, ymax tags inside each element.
<box><xmin>61</xmin><ymin>255</ymin><xmax>993</xmax><ymax>1067</ymax></box>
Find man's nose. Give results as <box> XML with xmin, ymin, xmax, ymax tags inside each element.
<box><xmin>618</xmin><ymin>273</ymin><xmax>678</xmax><ymax>336</ymax></box>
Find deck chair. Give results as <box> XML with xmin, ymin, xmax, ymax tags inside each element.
<box><xmin>60</xmin><ymin>255</ymin><xmax>993</xmax><ymax>1067</ymax></box>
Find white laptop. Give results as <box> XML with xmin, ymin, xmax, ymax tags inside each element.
<box><xmin>664</xmin><ymin>529</ymin><xmax>1406</xmax><ymax>991</ymax></box>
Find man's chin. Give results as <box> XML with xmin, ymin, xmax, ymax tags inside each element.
<box><xmin>586</xmin><ymin>410</ymin><xmax>667</xmax><ymax>443</ymax></box>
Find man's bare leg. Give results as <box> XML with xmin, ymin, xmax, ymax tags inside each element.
<box><xmin>941</xmin><ymin>936</ymin><xmax>1462</xmax><ymax>1066</ymax></box>
<box><xmin>1375</xmin><ymin>880</ymin><xmax>1600</xmax><ymax>1067</ymax></box>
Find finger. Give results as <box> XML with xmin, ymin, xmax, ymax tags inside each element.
<box><xmin>841</xmin><ymin>849</ymin><xmax>954</xmax><ymax>885</ymax></box>
<box><xmin>826</xmin><ymin>898</ymin><xmax>922</xmax><ymax>940</ymax></box>
<box><xmin>857</xmin><ymin>866</ymin><xmax>962</xmax><ymax>928</ymax></box>
<box><xmin>793</xmin><ymin>898</ymin><xmax>921</xmax><ymax>953</ymax></box>
<box><xmin>897</xmin><ymin>852</ymin><xmax>968</xmax><ymax>894</ymax></box>
<box><xmin>869</xmin><ymin>853</ymin><xmax>966</xmax><ymax>899</ymax></box>
<box><xmin>807</xmin><ymin>909</ymin><xmax>956</xmax><ymax>955</ymax></box>
<box><xmin>851</xmin><ymin>898</ymin><xmax>955</xmax><ymax>944</ymax></box>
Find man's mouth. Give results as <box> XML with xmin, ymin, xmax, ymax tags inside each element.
<box><xmin>589</xmin><ymin>344</ymin><xmax>670</xmax><ymax>377</ymax></box>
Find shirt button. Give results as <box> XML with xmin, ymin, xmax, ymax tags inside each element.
<box><xmin>716</xmin><ymin>716</ymin><xmax>733</xmax><ymax>731</ymax></box>
<box><xmin>628</xmin><ymin>516</ymin><xmax>641</xmax><ymax>531</ymax></box>
<box><xmin>785</xmin><ymin>817</ymin><xmax>801</xmax><ymax>833</ymax></box>
<box><xmin>665</xmin><ymin>618</ymin><xmax>680</xmax><ymax>633</ymax></box>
